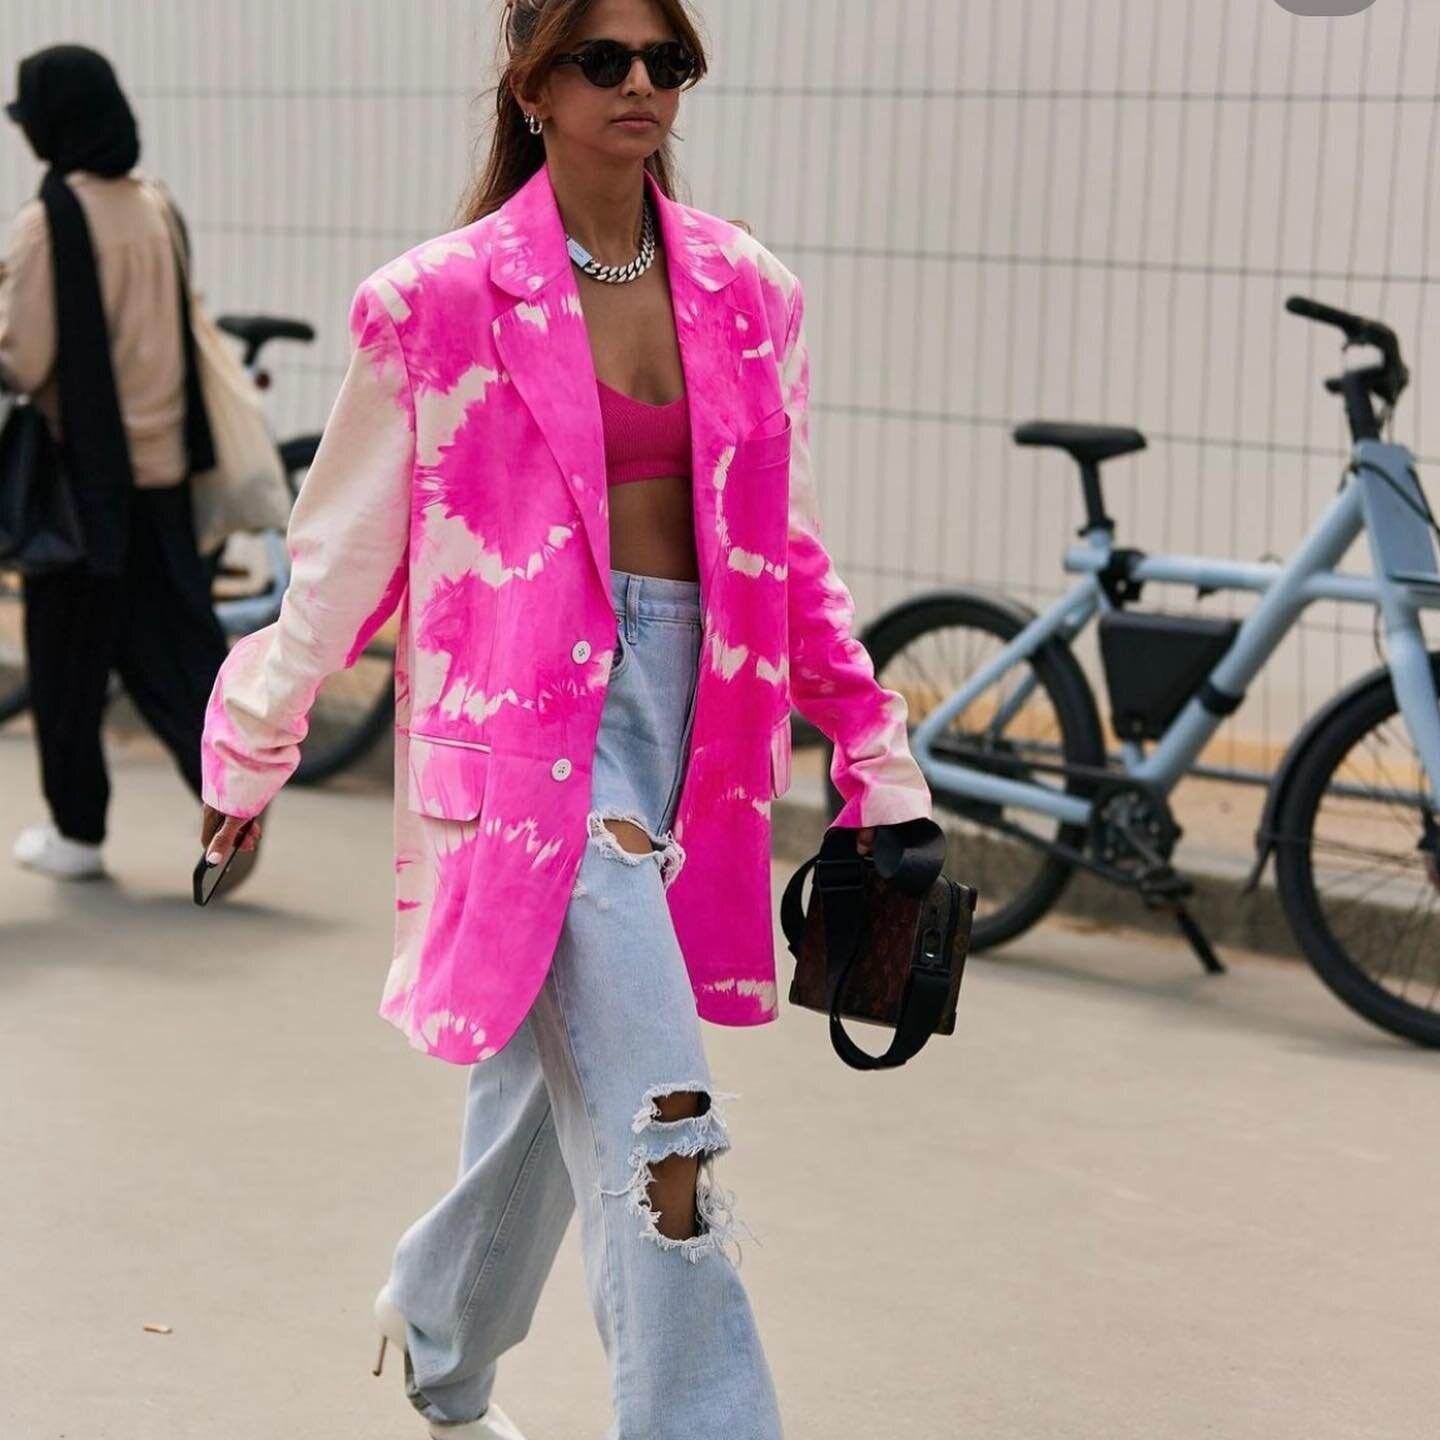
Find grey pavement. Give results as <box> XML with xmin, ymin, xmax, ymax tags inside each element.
<box><xmin>2</xmin><ymin>732</ymin><xmax>1438</xmax><ymax>1440</ymax></box>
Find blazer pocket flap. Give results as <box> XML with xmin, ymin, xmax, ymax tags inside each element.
<box><xmin>406</xmin><ymin>734</ymin><xmax>492</xmax><ymax>820</ymax></box>
<box><xmin>769</xmin><ymin>716</ymin><xmax>793</xmax><ymax>798</ymax></box>
<box><xmin>735</xmin><ymin>412</ymin><xmax>793</xmax><ymax>470</ymax></box>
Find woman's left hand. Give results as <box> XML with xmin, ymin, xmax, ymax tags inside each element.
<box><xmin>855</xmin><ymin>826</ymin><xmax>877</xmax><ymax>856</ymax></box>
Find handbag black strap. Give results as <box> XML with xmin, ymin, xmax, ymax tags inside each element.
<box><xmin>781</xmin><ymin>820</ymin><xmax>953</xmax><ymax>1070</ymax></box>
<box><xmin>872</xmin><ymin>816</ymin><xmax>947</xmax><ymax>893</ymax></box>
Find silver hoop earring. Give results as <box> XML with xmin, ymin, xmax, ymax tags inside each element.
<box><xmin>525</xmin><ymin>111</ymin><xmax>543</xmax><ymax>136</ymax></box>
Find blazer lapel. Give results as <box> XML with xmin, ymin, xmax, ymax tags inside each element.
<box><xmin>490</xmin><ymin>164</ymin><xmax>775</xmax><ymax>616</ymax></box>
<box><xmin>490</xmin><ymin>170</ymin><xmax>610</xmax><ymax>601</ymax></box>
<box><xmin>647</xmin><ymin>171</ymin><xmax>770</xmax><ymax>612</ymax></box>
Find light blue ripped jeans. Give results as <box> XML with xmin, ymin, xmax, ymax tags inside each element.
<box><xmin>385</xmin><ymin>568</ymin><xmax>784</xmax><ymax>1440</ymax></box>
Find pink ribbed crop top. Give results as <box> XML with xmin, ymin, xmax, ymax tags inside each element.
<box><xmin>597</xmin><ymin>379</ymin><xmax>692</xmax><ymax>486</ymax></box>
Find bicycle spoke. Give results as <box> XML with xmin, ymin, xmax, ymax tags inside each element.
<box><xmin>1306</xmin><ymin>835</ymin><xmax>1427</xmax><ymax>871</ymax></box>
<box><xmin>1355</xmin><ymin>731</ymin><xmax>1429</xmax><ymax>842</ymax></box>
<box><xmin>1322</xmin><ymin>866</ymin><xmax>1419</xmax><ymax>933</ymax></box>
<box><xmin>1388</xmin><ymin>887</ymin><xmax>1440</xmax><ymax>999</ymax></box>
<box><xmin>1371</xmin><ymin>885</ymin><xmax>1432</xmax><ymax>988</ymax></box>
<box><xmin>1402</xmin><ymin>894</ymin><xmax>1440</xmax><ymax>996</ymax></box>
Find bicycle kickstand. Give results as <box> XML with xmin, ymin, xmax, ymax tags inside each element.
<box><xmin>1170</xmin><ymin>902</ymin><xmax>1226</xmax><ymax>975</ymax></box>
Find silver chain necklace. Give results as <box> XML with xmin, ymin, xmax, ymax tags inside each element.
<box><xmin>565</xmin><ymin>200</ymin><xmax>657</xmax><ymax>285</ymax></box>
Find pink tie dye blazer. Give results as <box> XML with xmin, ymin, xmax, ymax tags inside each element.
<box><xmin>201</xmin><ymin>163</ymin><xmax>932</xmax><ymax>1064</ymax></box>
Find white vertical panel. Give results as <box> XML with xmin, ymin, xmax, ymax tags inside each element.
<box><xmin>0</xmin><ymin>0</ymin><xmax>1433</xmax><ymax>767</ymax></box>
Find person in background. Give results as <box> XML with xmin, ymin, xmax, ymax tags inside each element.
<box><xmin>0</xmin><ymin>45</ymin><xmax>230</xmax><ymax>881</ymax></box>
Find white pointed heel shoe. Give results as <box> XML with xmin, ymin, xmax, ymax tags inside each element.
<box><xmin>372</xmin><ymin>1290</ymin><xmax>529</xmax><ymax>1440</ymax></box>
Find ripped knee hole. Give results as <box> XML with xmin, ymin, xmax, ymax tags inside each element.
<box><xmin>599</xmin><ymin>1084</ymin><xmax>751</xmax><ymax>1264</ymax></box>
<box><xmin>603</xmin><ymin>818</ymin><xmax>653</xmax><ymax>855</ymax></box>
<box><xmin>645</xmin><ymin>1092</ymin><xmax>709</xmax><ymax>1239</ymax></box>
<box><xmin>577</xmin><ymin>810</ymin><xmax>687</xmax><ymax>891</ymax></box>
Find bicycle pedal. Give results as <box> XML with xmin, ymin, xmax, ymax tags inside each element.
<box><xmin>1138</xmin><ymin>868</ymin><xmax>1193</xmax><ymax>901</ymax></box>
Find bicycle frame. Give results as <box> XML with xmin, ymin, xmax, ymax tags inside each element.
<box><xmin>908</xmin><ymin>437</ymin><xmax>1440</xmax><ymax>827</ymax></box>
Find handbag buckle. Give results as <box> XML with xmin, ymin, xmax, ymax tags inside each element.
<box><xmin>815</xmin><ymin>855</ymin><xmax>867</xmax><ymax>892</ymax></box>
<box><xmin>914</xmin><ymin>924</ymin><xmax>950</xmax><ymax>974</ymax></box>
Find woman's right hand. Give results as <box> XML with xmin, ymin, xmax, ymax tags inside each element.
<box><xmin>201</xmin><ymin>803</ymin><xmax>262</xmax><ymax>866</ymax></box>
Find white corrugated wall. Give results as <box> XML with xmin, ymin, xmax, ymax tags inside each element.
<box><xmin>2</xmin><ymin>0</ymin><xmax>1435</xmax><ymax>767</ymax></box>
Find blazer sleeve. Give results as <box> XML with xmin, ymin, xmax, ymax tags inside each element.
<box><xmin>780</xmin><ymin>278</ymin><xmax>933</xmax><ymax>829</ymax></box>
<box><xmin>201</xmin><ymin>279</ymin><xmax>414</xmax><ymax>820</ymax></box>
<box><xmin>0</xmin><ymin>201</ymin><xmax>58</xmax><ymax>397</ymax></box>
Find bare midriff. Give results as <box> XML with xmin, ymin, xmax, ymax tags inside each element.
<box><xmin>607</xmin><ymin>475</ymin><xmax>699</xmax><ymax>582</ymax></box>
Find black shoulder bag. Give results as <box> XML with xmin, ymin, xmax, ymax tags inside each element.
<box><xmin>0</xmin><ymin>394</ymin><xmax>84</xmax><ymax>573</ymax></box>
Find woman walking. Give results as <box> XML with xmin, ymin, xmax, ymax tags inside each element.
<box><xmin>1</xmin><ymin>45</ymin><xmax>229</xmax><ymax>880</ymax></box>
<box><xmin>201</xmin><ymin>1</ymin><xmax>932</xmax><ymax>1435</ymax></box>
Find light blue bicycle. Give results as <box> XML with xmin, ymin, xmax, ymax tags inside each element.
<box><xmin>848</xmin><ymin>296</ymin><xmax>1440</xmax><ymax>1046</ymax></box>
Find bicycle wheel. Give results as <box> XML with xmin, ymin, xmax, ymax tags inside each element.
<box><xmin>1275</xmin><ymin>658</ymin><xmax>1440</xmax><ymax>1047</ymax></box>
<box><xmin>278</xmin><ymin>435</ymin><xmax>396</xmax><ymax>785</ymax></box>
<box><xmin>0</xmin><ymin>570</ymin><xmax>26</xmax><ymax>723</ymax></box>
<box><xmin>824</xmin><ymin>589</ymin><xmax>1104</xmax><ymax>949</ymax></box>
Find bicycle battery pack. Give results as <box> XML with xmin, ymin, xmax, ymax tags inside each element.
<box><xmin>1099</xmin><ymin>610</ymin><xmax>1240</xmax><ymax>741</ymax></box>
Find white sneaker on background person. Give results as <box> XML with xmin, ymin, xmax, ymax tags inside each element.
<box><xmin>13</xmin><ymin>824</ymin><xmax>106</xmax><ymax>880</ymax></box>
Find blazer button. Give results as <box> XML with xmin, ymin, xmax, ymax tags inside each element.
<box><xmin>571</xmin><ymin>640</ymin><xmax>592</xmax><ymax>664</ymax></box>
<box><xmin>551</xmin><ymin>758</ymin><xmax>573</xmax><ymax>782</ymax></box>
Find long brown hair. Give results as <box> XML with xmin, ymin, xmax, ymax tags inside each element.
<box><xmin>458</xmin><ymin>0</ymin><xmax>709</xmax><ymax>226</ymax></box>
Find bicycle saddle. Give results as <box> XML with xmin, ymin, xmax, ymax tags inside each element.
<box><xmin>216</xmin><ymin>315</ymin><xmax>316</xmax><ymax>350</ymax></box>
<box><xmin>1012</xmin><ymin>421</ymin><xmax>1147</xmax><ymax>466</ymax></box>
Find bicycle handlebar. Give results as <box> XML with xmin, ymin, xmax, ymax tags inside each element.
<box><xmin>1285</xmin><ymin>295</ymin><xmax>1363</xmax><ymax>333</ymax></box>
<box><xmin>1285</xmin><ymin>294</ymin><xmax>1409</xmax><ymax>407</ymax></box>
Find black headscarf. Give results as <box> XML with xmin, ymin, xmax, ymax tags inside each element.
<box><xmin>8</xmin><ymin>46</ymin><xmax>142</xmax><ymax>576</ymax></box>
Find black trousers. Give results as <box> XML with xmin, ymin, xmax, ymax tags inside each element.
<box><xmin>22</xmin><ymin>482</ymin><xmax>229</xmax><ymax>845</ymax></box>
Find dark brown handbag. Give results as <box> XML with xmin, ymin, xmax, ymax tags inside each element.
<box><xmin>781</xmin><ymin>817</ymin><xmax>977</xmax><ymax>1070</ymax></box>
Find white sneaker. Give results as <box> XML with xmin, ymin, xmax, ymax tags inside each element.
<box><xmin>373</xmin><ymin>1289</ymin><xmax>529</xmax><ymax>1440</ymax></box>
<box><xmin>13</xmin><ymin>824</ymin><xmax>105</xmax><ymax>880</ymax></box>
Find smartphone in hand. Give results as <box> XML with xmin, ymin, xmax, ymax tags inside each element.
<box><xmin>192</xmin><ymin>818</ymin><xmax>255</xmax><ymax>907</ymax></box>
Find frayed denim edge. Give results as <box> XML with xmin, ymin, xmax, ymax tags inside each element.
<box><xmin>599</xmin><ymin>1086</ymin><xmax>757</xmax><ymax>1265</ymax></box>
<box><xmin>576</xmin><ymin>810</ymin><xmax>687</xmax><ymax>893</ymax></box>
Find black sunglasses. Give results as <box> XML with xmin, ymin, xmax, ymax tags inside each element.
<box><xmin>553</xmin><ymin>40</ymin><xmax>696</xmax><ymax>90</ymax></box>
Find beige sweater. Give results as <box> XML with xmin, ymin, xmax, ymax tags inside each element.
<box><xmin>0</xmin><ymin>170</ymin><xmax>188</xmax><ymax>488</ymax></box>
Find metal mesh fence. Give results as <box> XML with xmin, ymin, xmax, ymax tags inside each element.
<box><xmin>1</xmin><ymin>0</ymin><xmax>1436</xmax><ymax>773</ymax></box>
